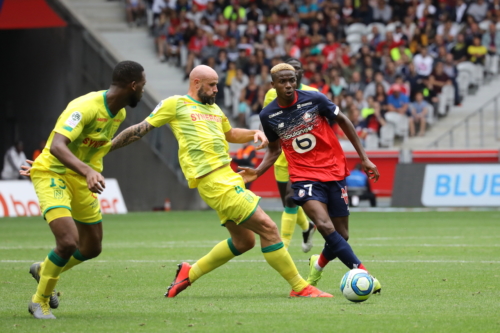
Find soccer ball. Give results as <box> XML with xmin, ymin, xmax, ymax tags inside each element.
<box><xmin>340</xmin><ymin>269</ymin><xmax>374</xmax><ymax>302</ymax></box>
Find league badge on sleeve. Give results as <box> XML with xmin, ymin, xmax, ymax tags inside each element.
<box><xmin>65</xmin><ymin>111</ymin><xmax>82</xmax><ymax>129</ymax></box>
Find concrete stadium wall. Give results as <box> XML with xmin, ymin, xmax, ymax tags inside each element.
<box><xmin>0</xmin><ymin>1</ymin><xmax>202</xmax><ymax>211</ymax></box>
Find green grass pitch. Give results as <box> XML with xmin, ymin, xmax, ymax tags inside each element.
<box><xmin>1</xmin><ymin>211</ymin><xmax>500</xmax><ymax>332</ymax></box>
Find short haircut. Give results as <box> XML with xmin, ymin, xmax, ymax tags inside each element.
<box><xmin>270</xmin><ymin>63</ymin><xmax>295</xmax><ymax>75</ymax></box>
<box><xmin>270</xmin><ymin>63</ymin><xmax>295</xmax><ymax>80</ymax></box>
<box><xmin>112</xmin><ymin>61</ymin><xmax>144</xmax><ymax>87</ymax></box>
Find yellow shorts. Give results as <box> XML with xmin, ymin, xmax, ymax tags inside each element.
<box><xmin>31</xmin><ymin>169</ymin><xmax>102</xmax><ymax>224</ymax></box>
<box><xmin>197</xmin><ymin>165</ymin><xmax>261</xmax><ymax>225</ymax></box>
<box><xmin>274</xmin><ymin>151</ymin><xmax>289</xmax><ymax>183</ymax></box>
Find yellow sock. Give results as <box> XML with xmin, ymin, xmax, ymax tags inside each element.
<box><xmin>281</xmin><ymin>206</ymin><xmax>298</xmax><ymax>250</ymax></box>
<box><xmin>262</xmin><ymin>242</ymin><xmax>308</xmax><ymax>292</ymax></box>
<box><xmin>61</xmin><ymin>249</ymin><xmax>88</xmax><ymax>273</ymax></box>
<box><xmin>189</xmin><ymin>238</ymin><xmax>239</xmax><ymax>283</ymax></box>
<box><xmin>296</xmin><ymin>207</ymin><xmax>309</xmax><ymax>231</ymax></box>
<box><xmin>33</xmin><ymin>250</ymin><xmax>68</xmax><ymax>303</ymax></box>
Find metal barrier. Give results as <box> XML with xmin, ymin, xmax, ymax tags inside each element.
<box><xmin>427</xmin><ymin>92</ymin><xmax>500</xmax><ymax>148</ymax></box>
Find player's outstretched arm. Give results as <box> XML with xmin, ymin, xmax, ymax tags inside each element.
<box><xmin>238</xmin><ymin>140</ymin><xmax>281</xmax><ymax>184</ymax></box>
<box><xmin>51</xmin><ymin>133</ymin><xmax>106</xmax><ymax>193</ymax></box>
<box><xmin>224</xmin><ymin>128</ymin><xmax>269</xmax><ymax>150</ymax></box>
<box><xmin>110</xmin><ymin>120</ymin><xmax>155</xmax><ymax>152</ymax></box>
<box><xmin>336</xmin><ymin>112</ymin><xmax>380</xmax><ymax>182</ymax></box>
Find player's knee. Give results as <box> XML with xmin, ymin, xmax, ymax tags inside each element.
<box><xmin>314</xmin><ymin>218</ymin><xmax>335</xmax><ymax>236</ymax></box>
<box><xmin>81</xmin><ymin>245</ymin><xmax>102</xmax><ymax>259</ymax></box>
<box><xmin>284</xmin><ymin>195</ymin><xmax>295</xmax><ymax>208</ymax></box>
<box><xmin>234</xmin><ymin>237</ymin><xmax>255</xmax><ymax>253</ymax></box>
<box><xmin>55</xmin><ymin>238</ymin><xmax>78</xmax><ymax>258</ymax></box>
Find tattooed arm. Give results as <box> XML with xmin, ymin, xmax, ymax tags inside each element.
<box><xmin>110</xmin><ymin>120</ymin><xmax>155</xmax><ymax>152</ymax></box>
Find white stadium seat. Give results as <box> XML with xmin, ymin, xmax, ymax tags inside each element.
<box><xmin>346</xmin><ymin>33</ymin><xmax>362</xmax><ymax>44</ymax></box>
<box><xmin>345</xmin><ymin>23</ymin><xmax>367</xmax><ymax>35</ymax></box>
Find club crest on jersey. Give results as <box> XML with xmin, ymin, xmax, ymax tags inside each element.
<box><xmin>341</xmin><ymin>187</ymin><xmax>349</xmax><ymax>204</ymax></box>
<box><xmin>298</xmin><ymin>189</ymin><xmax>306</xmax><ymax>197</ymax></box>
<box><xmin>303</xmin><ymin>112</ymin><xmax>313</xmax><ymax>123</ymax></box>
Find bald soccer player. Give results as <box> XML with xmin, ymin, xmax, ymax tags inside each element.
<box><xmin>110</xmin><ymin>65</ymin><xmax>332</xmax><ymax>298</ymax></box>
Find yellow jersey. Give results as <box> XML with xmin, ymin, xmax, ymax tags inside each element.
<box><xmin>33</xmin><ymin>90</ymin><xmax>126</xmax><ymax>175</ymax></box>
<box><xmin>263</xmin><ymin>84</ymin><xmax>319</xmax><ymax>167</ymax></box>
<box><xmin>146</xmin><ymin>95</ymin><xmax>232</xmax><ymax>188</ymax></box>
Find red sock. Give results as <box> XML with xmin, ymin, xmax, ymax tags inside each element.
<box><xmin>317</xmin><ymin>253</ymin><xmax>329</xmax><ymax>268</ymax></box>
<box><xmin>358</xmin><ymin>263</ymin><xmax>367</xmax><ymax>271</ymax></box>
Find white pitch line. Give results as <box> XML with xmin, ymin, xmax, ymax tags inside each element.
<box><xmin>1</xmin><ymin>259</ymin><xmax>500</xmax><ymax>264</ymax></box>
<box><xmin>2</xmin><ymin>243</ymin><xmax>500</xmax><ymax>250</ymax></box>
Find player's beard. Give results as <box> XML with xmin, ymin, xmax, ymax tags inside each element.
<box><xmin>198</xmin><ymin>87</ymin><xmax>216</xmax><ymax>105</ymax></box>
<box><xmin>128</xmin><ymin>94</ymin><xmax>141</xmax><ymax>108</ymax></box>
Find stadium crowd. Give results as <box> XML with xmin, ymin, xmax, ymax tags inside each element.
<box><xmin>126</xmin><ymin>0</ymin><xmax>500</xmax><ymax>147</ymax></box>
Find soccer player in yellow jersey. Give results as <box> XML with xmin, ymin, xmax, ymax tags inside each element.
<box><xmin>23</xmin><ymin>61</ymin><xmax>146</xmax><ymax>319</ymax></box>
<box><xmin>110</xmin><ymin>65</ymin><xmax>331</xmax><ymax>298</ymax></box>
<box><xmin>263</xmin><ymin>58</ymin><xmax>318</xmax><ymax>252</ymax></box>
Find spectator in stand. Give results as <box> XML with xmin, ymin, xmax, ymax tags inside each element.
<box><xmin>322</xmin><ymin>32</ymin><xmax>341</xmax><ymax>64</ymax></box>
<box><xmin>264</xmin><ymin>38</ymin><xmax>285</xmax><ymax>60</ymax></box>
<box><xmin>437</xmin><ymin>20</ymin><xmax>459</xmax><ymax>40</ymax></box>
<box><xmin>126</xmin><ymin>0</ymin><xmax>145</xmax><ymax>27</ymax></box>
<box><xmin>340</xmin><ymin>0</ymin><xmax>356</xmax><ymax>25</ymax></box>
<box><xmin>362</xmin><ymin>96</ymin><xmax>386</xmax><ymax>137</ymax></box>
<box><xmin>402</xmin><ymin>15</ymin><xmax>417</xmax><ymax>41</ymax></box>
<box><xmin>364</xmin><ymin>71</ymin><xmax>390</xmax><ymax>99</ymax></box>
<box><xmin>387</xmin><ymin>84</ymin><xmax>409</xmax><ymax>116</ymax></box>
<box><xmin>186</xmin><ymin>4</ymin><xmax>204</xmax><ymax>27</ymax></box>
<box><xmin>341</xmin><ymin>57</ymin><xmax>362</xmax><ymax>83</ymax></box>
<box><xmin>428</xmin><ymin>34</ymin><xmax>448</xmax><ymax>59</ymax></box>
<box><xmin>376</xmin><ymin>31</ymin><xmax>402</xmax><ymax>54</ymax></box>
<box><xmin>330</xmin><ymin>75</ymin><xmax>346</xmax><ymax>97</ymax></box>
<box><xmin>369</xmin><ymin>25</ymin><xmax>384</xmax><ymax>50</ymax></box>
<box><xmin>243</xmin><ymin>54</ymin><xmax>261</xmax><ymax>77</ymax></box>
<box><xmin>421</xmin><ymin>76</ymin><xmax>439</xmax><ymax>109</ymax></box>
<box><xmin>374</xmin><ymin>83</ymin><xmax>389</xmax><ymax>117</ymax></box>
<box><xmin>231</xmin><ymin>68</ymin><xmax>249</xmax><ymax>120</ymax></box>
<box><xmin>454</xmin><ymin>0</ymin><xmax>469</xmax><ymax>24</ymax></box>
<box><xmin>388</xmin><ymin>76</ymin><xmax>409</xmax><ymax>96</ymax></box>
<box><xmin>200</xmin><ymin>34</ymin><xmax>219</xmax><ymax>64</ymax></box>
<box><xmin>391</xmin><ymin>41</ymin><xmax>413</xmax><ymax>66</ymax></box>
<box><xmin>450</xmin><ymin>33</ymin><xmax>468</xmax><ymax>62</ymax></box>
<box><xmin>409</xmin><ymin>27</ymin><xmax>428</xmax><ymax>54</ymax></box>
<box><xmin>354</xmin><ymin>0</ymin><xmax>373</xmax><ymax>25</ymax></box>
<box><xmin>256</xmin><ymin>65</ymin><xmax>271</xmax><ymax>86</ymax></box>
<box><xmin>408</xmin><ymin>91</ymin><xmax>429</xmax><ymax>137</ymax></box>
<box><xmin>464</xmin><ymin>21</ymin><xmax>483</xmax><ymax>45</ymax></box>
<box><xmin>482</xmin><ymin>23</ymin><xmax>500</xmax><ymax>56</ymax></box>
<box><xmin>467</xmin><ymin>0</ymin><xmax>488</xmax><ymax>23</ymax></box>
<box><xmin>383</xmin><ymin>61</ymin><xmax>398</xmax><ymax>84</ymax></box>
<box><xmin>417</xmin><ymin>0</ymin><xmax>436</xmax><ymax>22</ymax></box>
<box><xmin>404</xmin><ymin>63</ymin><xmax>422</xmax><ymax>100</ymax></box>
<box><xmin>468</xmin><ymin>36</ymin><xmax>488</xmax><ymax>65</ymax></box>
<box><xmin>246</xmin><ymin>2</ymin><xmax>263</xmax><ymax>23</ymax></box>
<box><xmin>431</xmin><ymin>62</ymin><xmax>452</xmax><ymax>95</ymax></box>
<box><xmin>309</xmin><ymin>72</ymin><xmax>330</xmax><ymax>95</ymax></box>
<box><xmin>215</xmin><ymin>49</ymin><xmax>229</xmax><ymax>75</ymax></box>
<box><xmin>244</xmin><ymin>20</ymin><xmax>261</xmax><ymax>45</ymax></box>
<box><xmin>202</xmin><ymin>1</ymin><xmax>218</xmax><ymax>26</ymax></box>
<box><xmin>226</xmin><ymin>37</ymin><xmax>239</xmax><ymax>62</ymax></box>
<box><xmin>346</xmin><ymin>71</ymin><xmax>365</xmax><ymax>96</ymax></box>
<box><xmin>32</xmin><ymin>140</ymin><xmax>46</xmax><ymax>161</ymax></box>
<box><xmin>184</xmin><ymin>27</ymin><xmax>207</xmax><ymax>80</ymax></box>
<box><xmin>442</xmin><ymin>53</ymin><xmax>460</xmax><ymax>105</ymax></box>
<box><xmin>393</xmin><ymin>24</ymin><xmax>408</xmax><ymax>44</ymax></box>
<box><xmin>413</xmin><ymin>46</ymin><xmax>434</xmax><ymax>79</ymax></box>
<box><xmin>353</xmin><ymin>89</ymin><xmax>368</xmax><ymax>110</ymax></box>
<box><xmin>1</xmin><ymin>141</ymin><xmax>29</xmax><ymax>180</ymax></box>
<box><xmin>298</xmin><ymin>0</ymin><xmax>318</xmax><ymax>26</ymax></box>
<box><xmin>240</xmin><ymin>74</ymin><xmax>259</xmax><ymax>128</ymax></box>
<box><xmin>223</xmin><ymin>1</ymin><xmax>246</xmax><ymax>23</ymax></box>
<box><xmin>153</xmin><ymin>12</ymin><xmax>169</xmax><ymax>62</ymax></box>
<box><xmin>227</xmin><ymin>20</ymin><xmax>241</xmax><ymax>41</ymax></box>
<box><xmin>372</xmin><ymin>0</ymin><xmax>392</xmax><ymax>24</ymax></box>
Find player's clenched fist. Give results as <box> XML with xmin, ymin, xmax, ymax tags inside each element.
<box><xmin>85</xmin><ymin>170</ymin><xmax>106</xmax><ymax>194</ymax></box>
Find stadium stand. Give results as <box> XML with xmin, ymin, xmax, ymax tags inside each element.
<box><xmin>128</xmin><ymin>0</ymin><xmax>500</xmax><ymax>149</ymax></box>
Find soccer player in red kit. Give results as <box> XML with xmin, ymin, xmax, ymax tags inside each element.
<box><xmin>240</xmin><ymin>63</ymin><xmax>382</xmax><ymax>292</ymax></box>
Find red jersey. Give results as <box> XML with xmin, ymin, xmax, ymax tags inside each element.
<box><xmin>260</xmin><ymin>90</ymin><xmax>350</xmax><ymax>182</ymax></box>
